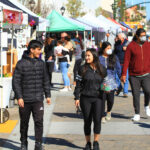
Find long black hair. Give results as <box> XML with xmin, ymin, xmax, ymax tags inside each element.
<box><xmin>83</xmin><ymin>48</ymin><xmax>105</xmax><ymax>77</ymax></box>
<box><xmin>99</xmin><ymin>41</ymin><xmax>116</xmax><ymax>70</ymax></box>
<box><xmin>132</xmin><ymin>28</ymin><xmax>146</xmax><ymax>42</ymax></box>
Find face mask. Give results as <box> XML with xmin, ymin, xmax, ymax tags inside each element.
<box><xmin>140</xmin><ymin>36</ymin><xmax>146</xmax><ymax>42</ymax></box>
<box><xmin>106</xmin><ymin>49</ymin><xmax>112</xmax><ymax>55</ymax></box>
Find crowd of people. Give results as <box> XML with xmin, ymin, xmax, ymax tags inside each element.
<box><xmin>12</xmin><ymin>28</ymin><xmax>150</xmax><ymax>150</ymax></box>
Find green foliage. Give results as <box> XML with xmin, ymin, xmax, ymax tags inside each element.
<box><xmin>66</xmin><ymin>0</ymin><xmax>86</xmax><ymax>18</ymax></box>
<box><xmin>95</xmin><ymin>7</ymin><xmax>110</xmax><ymax>18</ymax></box>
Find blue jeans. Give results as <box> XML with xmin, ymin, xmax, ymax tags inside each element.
<box><xmin>60</xmin><ymin>62</ymin><xmax>70</xmax><ymax>86</ymax></box>
<box><xmin>116</xmin><ymin>65</ymin><xmax>129</xmax><ymax>94</ymax></box>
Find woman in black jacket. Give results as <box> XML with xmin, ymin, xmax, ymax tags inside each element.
<box><xmin>74</xmin><ymin>48</ymin><xmax>107</xmax><ymax>150</ymax></box>
<box><xmin>44</xmin><ymin>36</ymin><xmax>56</xmax><ymax>87</ymax></box>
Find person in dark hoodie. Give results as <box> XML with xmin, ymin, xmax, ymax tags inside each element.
<box><xmin>44</xmin><ymin>34</ymin><xmax>57</xmax><ymax>87</ymax></box>
<box><xmin>12</xmin><ymin>40</ymin><xmax>51</xmax><ymax>150</ymax></box>
<box><xmin>121</xmin><ymin>28</ymin><xmax>150</xmax><ymax>122</ymax></box>
<box><xmin>99</xmin><ymin>42</ymin><xmax>121</xmax><ymax>123</ymax></box>
<box><xmin>74</xmin><ymin>48</ymin><xmax>107</xmax><ymax>150</ymax></box>
<box><xmin>114</xmin><ymin>33</ymin><xmax>129</xmax><ymax>97</ymax></box>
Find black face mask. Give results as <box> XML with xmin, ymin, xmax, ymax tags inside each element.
<box><xmin>116</xmin><ymin>40</ymin><xmax>121</xmax><ymax>45</ymax></box>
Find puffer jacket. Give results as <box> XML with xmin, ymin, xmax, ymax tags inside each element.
<box><xmin>12</xmin><ymin>50</ymin><xmax>51</xmax><ymax>103</ymax></box>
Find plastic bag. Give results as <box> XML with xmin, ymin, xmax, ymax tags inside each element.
<box><xmin>101</xmin><ymin>76</ymin><xmax>118</xmax><ymax>91</ymax></box>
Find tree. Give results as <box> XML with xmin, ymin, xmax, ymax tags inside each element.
<box><xmin>66</xmin><ymin>0</ymin><xmax>86</xmax><ymax>18</ymax></box>
<box><xmin>95</xmin><ymin>7</ymin><xmax>111</xmax><ymax>18</ymax></box>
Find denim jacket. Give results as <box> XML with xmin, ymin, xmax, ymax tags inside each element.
<box><xmin>99</xmin><ymin>55</ymin><xmax>121</xmax><ymax>79</ymax></box>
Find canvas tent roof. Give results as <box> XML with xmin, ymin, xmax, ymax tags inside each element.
<box><xmin>97</xmin><ymin>15</ymin><xmax>120</xmax><ymax>32</ymax></box>
<box><xmin>0</xmin><ymin>0</ymin><xmax>39</xmax><ymax>25</ymax></box>
<box><xmin>46</xmin><ymin>10</ymin><xmax>85</xmax><ymax>32</ymax></box>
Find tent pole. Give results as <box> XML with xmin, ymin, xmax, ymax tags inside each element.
<box><xmin>0</xmin><ymin>6</ymin><xmax>3</xmax><ymax>123</ymax></box>
<box><xmin>91</xmin><ymin>30</ymin><xmax>92</xmax><ymax>47</ymax></box>
<box><xmin>84</xmin><ymin>31</ymin><xmax>86</xmax><ymax>51</ymax></box>
<box><xmin>11</xmin><ymin>24</ymin><xmax>14</xmax><ymax>73</ymax></box>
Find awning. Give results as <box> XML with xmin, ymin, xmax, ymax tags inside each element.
<box><xmin>46</xmin><ymin>10</ymin><xmax>85</xmax><ymax>32</ymax></box>
<box><xmin>0</xmin><ymin>0</ymin><xmax>39</xmax><ymax>25</ymax></box>
<box><xmin>120</xmin><ymin>22</ymin><xmax>132</xmax><ymax>30</ymax></box>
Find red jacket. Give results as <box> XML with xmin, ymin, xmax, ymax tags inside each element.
<box><xmin>122</xmin><ymin>41</ymin><xmax>150</xmax><ymax>76</ymax></box>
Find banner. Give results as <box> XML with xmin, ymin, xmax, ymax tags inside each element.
<box><xmin>3</xmin><ymin>9</ymin><xmax>23</xmax><ymax>24</ymax></box>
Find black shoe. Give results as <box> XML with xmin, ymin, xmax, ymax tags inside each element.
<box><xmin>21</xmin><ymin>141</ymin><xmax>28</xmax><ymax>150</ymax></box>
<box><xmin>34</xmin><ymin>142</ymin><xmax>44</xmax><ymax>150</ymax></box>
<box><xmin>84</xmin><ymin>142</ymin><xmax>91</xmax><ymax>150</ymax></box>
<box><xmin>115</xmin><ymin>88</ymin><xmax>122</xmax><ymax>96</ymax></box>
<box><xmin>93</xmin><ymin>141</ymin><xmax>100</xmax><ymax>150</ymax></box>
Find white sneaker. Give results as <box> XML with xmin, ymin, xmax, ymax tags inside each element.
<box><xmin>102</xmin><ymin>117</ymin><xmax>106</xmax><ymax>123</ymax></box>
<box><xmin>60</xmin><ymin>88</ymin><xmax>68</xmax><ymax>92</ymax></box>
<box><xmin>145</xmin><ymin>106</ymin><xmax>150</xmax><ymax>117</ymax></box>
<box><xmin>132</xmin><ymin>114</ymin><xmax>140</xmax><ymax>122</ymax></box>
<box><xmin>105</xmin><ymin>112</ymin><xmax>111</xmax><ymax>121</ymax></box>
<box><xmin>68</xmin><ymin>87</ymin><xmax>72</xmax><ymax>91</ymax></box>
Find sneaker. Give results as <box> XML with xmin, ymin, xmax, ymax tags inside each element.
<box><xmin>123</xmin><ymin>93</ymin><xmax>128</xmax><ymax>98</ymax></box>
<box><xmin>68</xmin><ymin>87</ymin><xmax>72</xmax><ymax>91</ymax></box>
<box><xmin>105</xmin><ymin>112</ymin><xmax>111</xmax><ymax>121</ymax></box>
<box><xmin>35</xmin><ymin>142</ymin><xmax>44</xmax><ymax>150</ymax></box>
<box><xmin>93</xmin><ymin>141</ymin><xmax>100</xmax><ymax>150</ymax></box>
<box><xmin>145</xmin><ymin>106</ymin><xmax>150</xmax><ymax>117</ymax></box>
<box><xmin>115</xmin><ymin>88</ymin><xmax>122</xmax><ymax>96</ymax></box>
<box><xmin>84</xmin><ymin>142</ymin><xmax>91</xmax><ymax>150</ymax></box>
<box><xmin>21</xmin><ymin>142</ymin><xmax>28</xmax><ymax>150</ymax></box>
<box><xmin>132</xmin><ymin>114</ymin><xmax>140</xmax><ymax>122</ymax></box>
<box><xmin>60</xmin><ymin>88</ymin><xmax>68</xmax><ymax>92</ymax></box>
<box><xmin>101</xmin><ymin>117</ymin><xmax>106</xmax><ymax>123</ymax></box>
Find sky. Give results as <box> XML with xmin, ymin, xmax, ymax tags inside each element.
<box><xmin>62</xmin><ymin>0</ymin><xmax>150</xmax><ymax>20</ymax></box>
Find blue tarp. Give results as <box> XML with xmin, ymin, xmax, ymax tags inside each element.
<box><xmin>120</xmin><ymin>22</ymin><xmax>132</xmax><ymax>30</ymax></box>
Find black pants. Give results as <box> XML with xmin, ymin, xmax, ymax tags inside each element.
<box><xmin>129</xmin><ymin>74</ymin><xmax>150</xmax><ymax>114</ymax></box>
<box><xmin>19</xmin><ymin>101</ymin><xmax>44</xmax><ymax>143</ymax></box>
<box><xmin>80</xmin><ymin>96</ymin><xmax>103</xmax><ymax>136</ymax></box>
<box><xmin>69</xmin><ymin>51</ymin><xmax>73</xmax><ymax>62</ymax></box>
<box><xmin>102</xmin><ymin>90</ymin><xmax>115</xmax><ymax>117</ymax></box>
<box><xmin>46</xmin><ymin>62</ymin><xmax>54</xmax><ymax>85</ymax></box>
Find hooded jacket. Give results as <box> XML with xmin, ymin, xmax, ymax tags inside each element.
<box><xmin>122</xmin><ymin>41</ymin><xmax>150</xmax><ymax>76</ymax></box>
<box><xmin>12</xmin><ymin>50</ymin><xmax>51</xmax><ymax>103</ymax></box>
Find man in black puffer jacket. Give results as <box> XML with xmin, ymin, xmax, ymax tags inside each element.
<box><xmin>12</xmin><ymin>40</ymin><xmax>51</xmax><ymax>150</ymax></box>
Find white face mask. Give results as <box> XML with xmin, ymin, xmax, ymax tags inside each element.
<box><xmin>106</xmin><ymin>49</ymin><xmax>112</xmax><ymax>55</ymax></box>
<box><xmin>140</xmin><ymin>36</ymin><xmax>146</xmax><ymax>42</ymax></box>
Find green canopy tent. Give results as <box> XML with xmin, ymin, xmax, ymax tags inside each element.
<box><xmin>46</xmin><ymin>10</ymin><xmax>85</xmax><ymax>32</ymax></box>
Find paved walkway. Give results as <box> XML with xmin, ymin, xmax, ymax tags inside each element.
<box><xmin>0</xmin><ymin>72</ymin><xmax>150</xmax><ymax>150</ymax></box>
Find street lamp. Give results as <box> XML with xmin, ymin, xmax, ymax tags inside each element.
<box><xmin>60</xmin><ymin>6</ymin><xmax>65</xmax><ymax>16</ymax></box>
<box><xmin>29</xmin><ymin>0</ymin><xmax>36</xmax><ymax>11</ymax></box>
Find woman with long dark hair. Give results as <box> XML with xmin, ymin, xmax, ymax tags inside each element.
<box><xmin>74</xmin><ymin>48</ymin><xmax>107</xmax><ymax>150</ymax></box>
<box><xmin>99</xmin><ymin>41</ymin><xmax>121</xmax><ymax>123</ymax></box>
<box><xmin>121</xmin><ymin>28</ymin><xmax>150</xmax><ymax>121</ymax></box>
<box><xmin>44</xmin><ymin>35</ymin><xmax>56</xmax><ymax>87</ymax></box>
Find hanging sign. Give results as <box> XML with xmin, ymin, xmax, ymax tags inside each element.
<box><xmin>3</xmin><ymin>9</ymin><xmax>23</xmax><ymax>24</ymax></box>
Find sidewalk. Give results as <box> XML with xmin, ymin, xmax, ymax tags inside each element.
<box><xmin>0</xmin><ymin>72</ymin><xmax>150</xmax><ymax>150</ymax></box>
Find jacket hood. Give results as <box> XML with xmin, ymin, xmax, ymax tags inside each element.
<box><xmin>22</xmin><ymin>50</ymin><xmax>39</xmax><ymax>61</ymax></box>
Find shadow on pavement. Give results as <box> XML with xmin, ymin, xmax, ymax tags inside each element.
<box><xmin>53</xmin><ymin>112</ymin><xmax>83</xmax><ymax>119</ymax></box>
<box><xmin>29</xmin><ymin>136</ymin><xmax>84</xmax><ymax>149</ymax></box>
<box><xmin>0</xmin><ymin>138</ymin><xmax>20</xmax><ymax>149</ymax></box>
<box><xmin>135</xmin><ymin>122</ymin><xmax>150</xmax><ymax>129</ymax></box>
<box><xmin>44</xmin><ymin>137</ymin><xmax>84</xmax><ymax>149</ymax></box>
<box><xmin>112</xmin><ymin>113</ymin><xmax>132</xmax><ymax>120</ymax></box>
